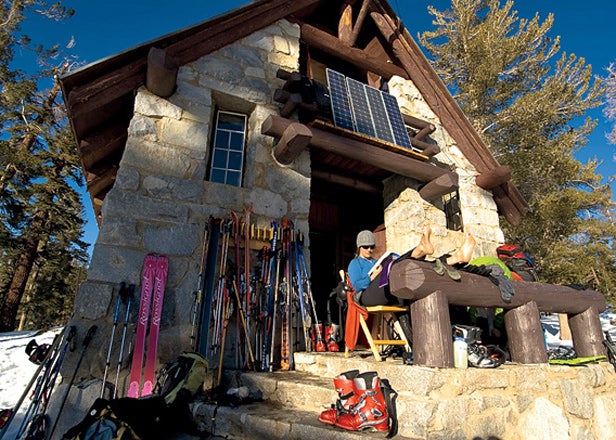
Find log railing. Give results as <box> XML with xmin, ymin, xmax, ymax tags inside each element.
<box><xmin>388</xmin><ymin>259</ymin><xmax>607</xmax><ymax>367</ymax></box>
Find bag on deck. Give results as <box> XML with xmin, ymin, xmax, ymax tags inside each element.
<box><xmin>496</xmin><ymin>244</ymin><xmax>538</xmax><ymax>281</ymax></box>
<box><xmin>154</xmin><ymin>351</ymin><xmax>208</xmax><ymax>405</ymax></box>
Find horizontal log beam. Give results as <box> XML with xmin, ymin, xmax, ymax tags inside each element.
<box><xmin>418</xmin><ymin>173</ymin><xmax>459</xmax><ymax>201</ymax></box>
<box><xmin>79</xmin><ymin>123</ymin><xmax>127</xmax><ymax>169</ymax></box>
<box><xmin>311</xmin><ymin>169</ymin><xmax>382</xmax><ymax>193</ymax></box>
<box><xmin>476</xmin><ymin>165</ymin><xmax>511</xmax><ymax>190</ymax></box>
<box><xmin>300</xmin><ymin>23</ymin><xmax>408</xmax><ymax>80</ymax></box>
<box><xmin>273</xmin><ymin>122</ymin><xmax>312</xmax><ymax>164</ymax></box>
<box><xmin>262</xmin><ymin>115</ymin><xmax>455</xmax><ymax>183</ymax></box>
<box><xmin>389</xmin><ymin>258</ymin><xmax>606</xmax><ymax>314</ymax></box>
<box><xmin>146</xmin><ymin>47</ymin><xmax>179</xmax><ymax>98</ymax></box>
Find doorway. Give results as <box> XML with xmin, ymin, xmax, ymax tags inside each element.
<box><xmin>308</xmin><ymin>177</ymin><xmax>384</xmax><ymax>324</ymax></box>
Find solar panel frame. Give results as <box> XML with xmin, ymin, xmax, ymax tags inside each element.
<box><xmin>326</xmin><ymin>68</ymin><xmax>355</xmax><ymax>132</ymax></box>
<box><xmin>346</xmin><ymin>77</ymin><xmax>376</xmax><ymax>138</ymax></box>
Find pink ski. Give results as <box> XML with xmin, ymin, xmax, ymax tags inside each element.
<box><xmin>127</xmin><ymin>254</ymin><xmax>157</xmax><ymax>398</ymax></box>
<box><xmin>141</xmin><ymin>255</ymin><xmax>169</xmax><ymax>396</ymax></box>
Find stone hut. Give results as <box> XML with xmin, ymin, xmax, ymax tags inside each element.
<box><xmin>51</xmin><ymin>0</ymin><xmax>537</xmax><ymax>434</ymax></box>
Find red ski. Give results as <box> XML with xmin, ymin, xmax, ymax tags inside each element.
<box><xmin>142</xmin><ymin>255</ymin><xmax>168</xmax><ymax>396</ymax></box>
<box><xmin>127</xmin><ymin>254</ymin><xmax>168</xmax><ymax>398</ymax></box>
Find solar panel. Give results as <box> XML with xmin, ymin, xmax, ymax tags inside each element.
<box><xmin>326</xmin><ymin>69</ymin><xmax>417</xmax><ymax>152</ymax></box>
<box><xmin>364</xmin><ymin>85</ymin><xmax>395</xmax><ymax>144</ymax></box>
<box><xmin>382</xmin><ymin>93</ymin><xmax>414</xmax><ymax>150</ymax></box>
<box><xmin>326</xmin><ymin>69</ymin><xmax>355</xmax><ymax>132</ymax></box>
<box><xmin>346</xmin><ymin>78</ymin><xmax>376</xmax><ymax>138</ymax></box>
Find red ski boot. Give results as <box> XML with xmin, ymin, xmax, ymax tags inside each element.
<box><xmin>311</xmin><ymin>323</ymin><xmax>326</xmax><ymax>352</ymax></box>
<box><xmin>334</xmin><ymin>371</ymin><xmax>389</xmax><ymax>432</ymax></box>
<box><xmin>318</xmin><ymin>369</ymin><xmax>360</xmax><ymax>425</ymax></box>
<box><xmin>325</xmin><ymin>323</ymin><xmax>340</xmax><ymax>352</ymax></box>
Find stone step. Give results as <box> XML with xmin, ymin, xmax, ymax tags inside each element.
<box><xmin>191</xmin><ymin>401</ymin><xmax>415</xmax><ymax>440</ymax></box>
<box><xmin>192</xmin><ymin>349</ymin><xmax>616</xmax><ymax>440</ymax></box>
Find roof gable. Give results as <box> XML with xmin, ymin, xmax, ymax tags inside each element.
<box><xmin>59</xmin><ymin>0</ymin><xmax>526</xmax><ymax>224</ymax></box>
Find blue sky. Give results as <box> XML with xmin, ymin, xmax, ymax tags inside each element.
<box><xmin>16</xmin><ymin>0</ymin><xmax>616</xmax><ymax>253</ymax></box>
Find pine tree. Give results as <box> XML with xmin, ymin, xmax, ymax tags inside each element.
<box><xmin>605</xmin><ymin>63</ymin><xmax>616</xmax><ymax>144</ymax></box>
<box><xmin>0</xmin><ymin>1</ymin><xmax>86</xmax><ymax>331</ymax></box>
<box><xmin>420</xmin><ymin>0</ymin><xmax>616</xmax><ymax>303</ymax></box>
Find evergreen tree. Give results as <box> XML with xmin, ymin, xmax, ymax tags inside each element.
<box><xmin>605</xmin><ymin>63</ymin><xmax>616</xmax><ymax>144</ymax></box>
<box><xmin>0</xmin><ymin>1</ymin><xmax>86</xmax><ymax>331</ymax></box>
<box><xmin>420</xmin><ymin>0</ymin><xmax>616</xmax><ymax>303</ymax></box>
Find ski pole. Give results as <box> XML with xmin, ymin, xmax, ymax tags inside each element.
<box><xmin>113</xmin><ymin>284</ymin><xmax>134</xmax><ymax>399</ymax></box>
<box><xmin>101</xmin><ymin>282</ymin><xmax>125</xmax><ymax>398</ymax></box>
<box><xmin>48</xmin><ymin>325</ymin><xmax>97</xmax><ymax>440</ymax></box>
<box><xmin>232</xmin><ymin>280</ymin><xmax>255</xmax><ymax>368</ymax></box>
<box><xmin>0</xmin><ymin>327</ymin><xmax>65</xmax><ymax>440</ymax></box>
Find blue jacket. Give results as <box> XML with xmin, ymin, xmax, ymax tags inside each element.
<box><xmin>347</xmin><ymin>256</ymin><xmax>376</xmax><ymax>291</ymax></box>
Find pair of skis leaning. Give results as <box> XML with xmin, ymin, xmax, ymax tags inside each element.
<box><xmin>127</xmin><ymin>254</ymin><xmax>169</xmax><ymax>398</ymax></box>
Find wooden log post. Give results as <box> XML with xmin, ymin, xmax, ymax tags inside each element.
<box><xmin>568</xmin><ymin>307</ymin><xmax>607</xmax><ymax>357</ymax></box>
<box><xmin>410</xmin><ymin>290</ymin><xmax>453</xmax><ymax>368</ymax></box>
<box><xmin>504</xmin><ymin>301</ymin><xmax>547</xmax><ymax>364</ymax></box>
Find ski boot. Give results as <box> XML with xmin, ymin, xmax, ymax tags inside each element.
<box><xmin>311</xmin><ymin>323</ymin><xmax>326</xmax><ymax>352</ymax></box>
<box><xmin>318</xmin><ymin>369</ymin><xmax>360</xmax><ymax>425</ymax></box>
<box><xmin>325</xmin><ymin>323</ymin><xmax>340</xmax><ymax>352</ymax></box>
<box><xmin>335</xmin><ymin>371</ymin><xmax>389</xmax><ymax>432</ymax></box>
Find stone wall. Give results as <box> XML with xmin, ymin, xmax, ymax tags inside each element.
<box><xmin>384</xmin><ymin>77</ymin><xmax>504</xmax><ymax>258</ymax></box>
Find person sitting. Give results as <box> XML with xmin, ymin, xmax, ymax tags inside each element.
<box><xmin>347</xmin><ymin>225</ymin><xmax>476</xmax><ymax>308</ymax></box>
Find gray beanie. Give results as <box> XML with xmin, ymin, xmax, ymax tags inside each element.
<box><xmin>356</xmin><ymin>230</ymin><xmax>376</xmax><ymax>248</ymax></box>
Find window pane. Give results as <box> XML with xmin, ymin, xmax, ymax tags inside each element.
<box><xmin>228</xmin><ymin>151</ymin><xmax>242</xmax><ymax>170</ymax></box>
<box><xmin>210</xmin><ymin>169</ymin><xmax>226</xmax><ymax>184</ymax></box>
<box><xmin>227</xmin><ymin>171</ymin><xmax>241</xmax><ymax>186</ymax></box>
<box><xmin>212</xmin><ymin>150</ymin><xmax>228</xmax><ymax>168</ymax></box>
<box><xmin>229</xmin><ymin>133</ymin><xmax>244</xmax><ymax>151</ymax></box>
<box><xmin>218</xmin><ymin>113</ymin><xmax>245</xmax><ymax>131</ymax></box>
<box><xmin>214</xmin><ymin>131</ymin><xmax>229</xmax><ymax>148</ymax></box>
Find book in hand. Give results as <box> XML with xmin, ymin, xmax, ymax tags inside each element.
<box><xmin>368</xmin><ymin>251</ymin><xmax>400</xmax><ymax>276</ymax></box>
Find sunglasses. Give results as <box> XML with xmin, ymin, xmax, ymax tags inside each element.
<box><xmin>361</xmin><ymin>245</ymin><xmax>375</xmax><ymax>250</ymax></box>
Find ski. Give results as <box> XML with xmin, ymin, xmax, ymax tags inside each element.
<box><xmin>197</xmin><ymin>218</ymin><xmax>222</xmax><ymax>357</ymax></box>
<box><xmin>141</xmin><ymin>255</ymin><xmax>169</xmax><ymax>396</ymax></box>
<box><xmin>126</xmin><ymin>254</ymin><xmax>157</xmax><ymax>398</ymax></box>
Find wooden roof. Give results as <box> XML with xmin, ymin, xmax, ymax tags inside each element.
<box><xmin>59</xmin><ymin>0</ymin><xmax>527</xmax><ymax>224</ymax></box>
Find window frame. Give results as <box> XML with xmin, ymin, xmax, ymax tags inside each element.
<box><xmin>207</xmin><ymin>110</ymin><xmax>248</xmax><ymax>187</ymax></box>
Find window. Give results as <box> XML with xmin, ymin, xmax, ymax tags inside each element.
<box><xmin>442</xmin><ymin>191</ymin><xmax>463</xmax><ymax>231</ymax></box>
<box><xmin>208</xmin><ymin>111</ymin><xmax>247</xmax><ymax>186</ymax></box>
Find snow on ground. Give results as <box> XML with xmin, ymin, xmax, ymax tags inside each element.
<box><xmin>0</xmin><ymin>313</ymin><xmax>615</xmax><ymax>437</ymax></box>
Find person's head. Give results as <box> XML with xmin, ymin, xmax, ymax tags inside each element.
<box><xmin>356</xmin><ymin>230</ymin><xmax>375</xmax><ymax>258</ymax></box>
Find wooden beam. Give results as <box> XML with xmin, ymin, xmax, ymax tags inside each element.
<box><xmin>300</xmin><ymin>23</ymin><xmax>408</xmax><ymax>80</ymax></box>
<box><xmin>86</xmin><ymin>165</ymin><xmax>118</xmax><ymax>197</ymax></box>
<box><xmin>311</xmin><ymin>169</ymin><xmax>382</xmax><ymax>193</ymax></box>
<box><xmin>66</xmin><ymin>58</ymin><xmax>147</xmax><ymax>117</ymax></box>
<box><xmin>168</xmin><ymin>0</ymin><xmax>322</xmax><ymax>64</ymax></box>
<box><xmin>388</xmin><ymin>258</ymin><xmax>607</xmax><ymax>314</ymax></box>
<box><xmin>475</xmin><ymin>165</ymin><xmax>511</xmax><ymax>190</ymax></box>
<box><xmin>418</xmin><ymin>172</ymin><xmax>459</xmax><ymax>202</ymax></box>
<box><xmin>262</xmin><ymin>115</ymin><xmax>454</xmax><ymax>183</ymax></box>
<box><xmin>79</xmin><ymin>124</ymin><xmax>127</xmax><ymax>169</ymax></box>
<box><xmin>338</xmin><ymin>0</ymin><xmax>354</xmax><ymax>45</ymax></box>
<box><xmin>350</xmin><ymin>0</ymin><xmax>371</xmax><ymax>47</ymax></box>
<box><xmin>146</xmin><ymin>47</ymin><xmax>179</xmax><ymax>98</ymax></box>
<box><xmin>273</xmin><ymin>122</ymin><xmax>313</xmax><ymax>164</ymax></box>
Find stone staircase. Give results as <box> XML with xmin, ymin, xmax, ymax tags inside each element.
<box><xmin>190</xmin><ymin>349</ymin><xmax>616</xmax><ymax>440</ymax></box>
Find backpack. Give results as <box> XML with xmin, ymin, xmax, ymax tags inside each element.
<box><xmin>62</xmin><ymin>399</ymin><xmax>141</xmax><ymax>440</ymax></box>
<box><xmin>154</xmin><ymin>352</ymin><xmax>208</xmax><ymax>405</ymax></box>
<box><xmin>496</xmin><ymin>244</ymin><xmax>538</xmax><ymax>281</ymax></box>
